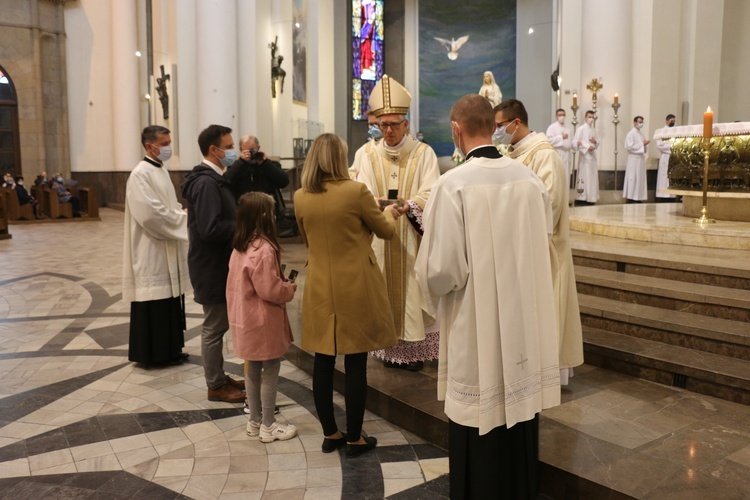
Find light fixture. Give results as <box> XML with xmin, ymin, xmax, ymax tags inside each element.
<box><xmin>295</xmin><ymin>22</ymin><xmax>300</xmax><ymax>28</ymax></box>
<box><xmin>144</xmin><ymin>93</ymin><xmax>151</xmax><ymax>101</ymax></box>
<box><xmin>528</xmin><ymin>27</ymin><xmax>534</xmax><ymax>34</ymax></box>
<box><xmin>135</xmin><ymin>50</ymin><xmax>142</xmax><ymax>57</ymax></box>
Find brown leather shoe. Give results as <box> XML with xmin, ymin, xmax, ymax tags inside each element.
<box><xmin>225</xmin><ymin>375</ymin><xmax>245</xmax><ymax>391</ymax></box>
<box><xmin>207</xmin><ymin>384</ymin><xmax>245</xmax><ymax>403</ymax></box>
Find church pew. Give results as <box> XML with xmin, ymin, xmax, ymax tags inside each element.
<box><xmin>0</xmin><ymin>190</ymin><xmax>10</xmax><ymax>239</ymax></box>
<box><xmin>44</xmin><ymin>188</ymin><xmax>73</xmax><ymax>219</ymax></box>
<box><xmin>32</xmin><ymin>185</ymin><xmax>47</xmax><ymax>217</ymax></box>
<box><xmin>79</xmin><ymin>187</ymin><xmax>99</xmax><ymax>218</ymax></box>
<box><xmin>3</xmin><ymin>187</ymin><xmax>34</xmax><ymax>221</ymax></box>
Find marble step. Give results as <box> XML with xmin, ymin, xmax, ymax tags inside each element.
<box><xmin>571</xmin><ymin>231</ymin><xmax>750</xmax><ymax>290</ymax></box>
<box><xmin>578</xmin><ymin>294</ymin><xmax>750</xmax><ymax>360</ymax></box>
<box><xmin>583</xmin><ymin>326</ymin><xmax>750</xmax><ymax>405</ymax></box>
<box><xmin>575</xmin><ymin>265</ymin><xmax>750</xmax><ymax>322</ymax></box>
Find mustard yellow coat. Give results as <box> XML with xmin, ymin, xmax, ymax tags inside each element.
<box><xmin>294</xmin><ymin>179</ymin><xmax>398</xmax><ymax>355</ymax></box>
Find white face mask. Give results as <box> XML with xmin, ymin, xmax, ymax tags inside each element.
<box><xmin>154</xmin><ymin>144</ymin><xmax>172</xmax><ymax>162</ymax></box>
<box><xmin>557</xmin><ymin>115</ymin><xmax>565</xmax><ymax>124</ymax></box>
<box><xmin>636</xmin><ymin>122</ymin><xmax>644</xmax><ymax>129</ymax></box>
<box><xmin>586</xmin><ymin>117</ymin><xmax>595</xmax><ymax>126</ymax></box>
<box><xmin>493</xmin><ymin>122</ymin><xmax>515</xmax><ymax>146</ymax></box>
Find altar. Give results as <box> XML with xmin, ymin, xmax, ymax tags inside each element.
<box><xmin>655</xmin><ymin>121</ymin><xmax>750</xmax><ymax>222</ymax></box>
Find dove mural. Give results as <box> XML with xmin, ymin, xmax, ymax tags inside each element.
<box><xmin>419</xmin><ymin>0</ymin><xmax>516</xmax><ymax>157</ymax></box>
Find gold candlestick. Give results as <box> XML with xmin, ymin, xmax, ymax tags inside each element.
<box><xmin>693</xmin><ymin>138</ymin><xmax>715</xmax><ymax>224</ymax></box>
<box><xmin>570</xmin><ymin>99</ymin><xmax>580</xmax><ymax>191</ymax></box>
<box><xmin>612</xmin><ymin>100</ymin><xmax>621</xmax><ymax>191</ymax></box>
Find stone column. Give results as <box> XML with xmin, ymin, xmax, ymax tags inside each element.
<box><xmin>196</xmin><ymin>0</ymin><xmax>238</xmax><ymax>131</ymax></box>
<box><xmin>111</xmin><ymin>0</ymin><xmax>141</xmax><ymax>171</ymax></box>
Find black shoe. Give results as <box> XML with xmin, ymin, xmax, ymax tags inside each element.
<box><xmin>179</xmin><ymin>352</ymin><xmax>189</xmax><ymax>360</ymax></box>
<box><xmin>383</xmin><ymin>360</ymin><xmax>399</xmax><ymax>368</ymax></box>
<box><xmin>322</xmin><ymin>436</ymin><xmax>347</xmax><ymax>453</ymax></box>
<box><xmin>346</xmin><ymin>436</ymin><xmax>377</xmax><ymax>458</ymax></box>
<box><xmin>405</xmin><ymin>361</ymin><xmax>424</xmax><ymax>371</ymax></box>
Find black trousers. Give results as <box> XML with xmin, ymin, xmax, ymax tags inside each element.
<box><xmin>312</xmin><ymin>352</ymin><xmax>368</xmax><ymax>441</ymax></box>
<box><xmin>449</xmin><ymin>415</ymin><xmax>540</xmax><ymax>500</ymax></box>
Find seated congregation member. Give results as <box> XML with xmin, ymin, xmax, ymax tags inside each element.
<box><xmin>34</xmin><ymin>172</ymin><xmax>49</xmax><ymax>187</ymax></box>
<box><xmin>415</xmin><ymin>94</ymin><xmax>561</xmax><ymax>499</ymax></box>
<box><xmin>51</xmin><ymin>178</ymin><xmax>81</xmax><ymax>216</ymax></box>
<box><xmin>123</xmin><ymin>125</ymin><xmax>190</xmax><ymax>367</ymax></box>
<box><xmin>14</xmin><ymin>176</ymin><xmax>41</xmax><ymax>219</ymax></box>
<box><xmin>294</xmin><ymin>133</ymin><xmax>403</xmax><ymax>458</ymax></box>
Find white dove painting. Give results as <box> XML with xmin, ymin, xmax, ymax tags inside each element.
<box><xmin>434</xmin><ymin>35</ymin><xmax>470</xmax><ymax>60</ymax></box>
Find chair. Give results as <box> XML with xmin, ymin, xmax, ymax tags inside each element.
<box><xmin>79</xmin><ymin>187</ymin><xmax>99</xmax><ymax>218</ymax></box>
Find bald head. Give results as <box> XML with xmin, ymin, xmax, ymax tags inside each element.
<box><xmin>240</xmin><ymin>134</ymin><xmax>260</xmax><ymax>151</ymax></box>
<box><xmin>450</xmin><ymin>94</ymin><xmax>495</xmax><ymax>139</ymax></box>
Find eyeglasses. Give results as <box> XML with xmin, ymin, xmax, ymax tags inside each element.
<box><xmin>379</xmin><ymin>121</ymin><xmax>404</xmax><ymax>131</ymax></box>
<box><xmin>495</xmin><ymin>119</ymin><xmax>512</xmax><ymax>129</ymax></box>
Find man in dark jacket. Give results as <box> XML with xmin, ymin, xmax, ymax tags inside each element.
<box><xmin>224</xmin><ymin>134</ymin><xmax>289</xmax><ymax>206</ymax></box>
<box><xmin>181</xmin><ymin>124</ymin><xmax>245</xmax><ymax>403</ymax></box>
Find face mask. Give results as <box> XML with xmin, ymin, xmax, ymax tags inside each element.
<box><xmin>218</xmin><ymin>148</ymin><xmax>238</xmax><ymax>168</ymax></box>
<box><xmin>493</xmin><ymin>122</ymin><xmax>515</xmax><ymax>146</ymax></box>
<box><xmin>368</xmin><ymin>125</ymin><xmax>382</xmax><ymax>140</ymax></box>
<box><xmin>586</xmin><ymin>117</ymin><xmax>594</xmax><ymax>126</ymax></box>
<box><xmin>57</xmin><ymin>177</ymin><xmax>63</xmax><ymax>183</ymax></box>
<box><xmin>637</xmin><ymin>123</ymin><xmax>643</xmax><ymax>130</ymax></box>
<box><xmin>668</xmin><ymin>121</ymin><xmax>675</xmax><ymax>127</ymax></box>
<box><xmin>452</xmin><ymin>122</ymin><xmax>464</xmax><ymax>158</ymax></box>
<box><xmin>417</xmin><ymin>135</ymin><xmax>424</xmax><ymax>142</ymax></box>
<box><xmin>154</xmin><ymin>144</ymin><xmax>172</xmax><ymax>162</ymax></box>
<box><xmin>557</xmin><ymin>116</ymin><xmax>565</xmax><ymax>124</ymax></box>
<box><xmin>17</xmin><ymin>181</ymin><xmax>23</xmax><ymax>186</ymax></box>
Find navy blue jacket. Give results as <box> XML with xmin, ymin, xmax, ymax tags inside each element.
<box><xmin>181</xmin><ymin>164</ymin><xmax>237</xmax><ymax>305</ymax></box>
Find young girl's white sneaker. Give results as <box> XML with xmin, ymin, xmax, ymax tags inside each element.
<box><xmin>246</xmin><ymin>420</ymin><xmax>261</xmax><ymax>438</ymax></box>
<box><xmin>259</xmin><ymin>422</ymin><xmax>297</xmax><ymax>443</ymax></box>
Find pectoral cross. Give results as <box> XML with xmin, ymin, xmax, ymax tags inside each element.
<box><xmin>517</xmin><ymin>353</ymin><xmax>528</xmax><ymax>369</ymax></box>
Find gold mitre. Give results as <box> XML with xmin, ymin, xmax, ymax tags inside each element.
<box><xmin>369</xmin><ymin>75</ymin><xmax>411</xmax><ymax>117</ymax></box>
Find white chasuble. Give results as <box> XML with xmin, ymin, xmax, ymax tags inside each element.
<box><xmin>357</xmin><ymin>136</ymin><xmax>440</xmax><ymax>341</ymax></box>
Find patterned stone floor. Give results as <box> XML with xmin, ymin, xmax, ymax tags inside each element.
<box><xmin>0</xmin><ymin>209</ymin><xmax>449</xmax><ymax>499</ymax></box>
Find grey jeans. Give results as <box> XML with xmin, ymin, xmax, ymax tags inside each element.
<box><xmin>201</xmin><ymin>303</ymin><xmax>229</xmax><ymax>390</ymax></box>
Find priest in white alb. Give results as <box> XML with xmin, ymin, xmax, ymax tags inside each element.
<box><xmin>546</xmin><ymin>108</ymin><xmax>574</xmax><ymax>182</ymax></box>
<box><xmin>623</xmin><ymin>115</ymin><xmax>650</xmax><ymax>202</ymax></box>
<box><xmin>654</xmin><ymin>114</ymin><xmax>677</xmax><ymax>200</ymax></box>
<box><xmin>496</xmin><ymin>98</ymin><xmax>583</xmax><ymax>386</ymax></box>
<box><xmin>416</xmin><ymin>94</ymin><xmax>560</xmax><ymax>499</ymax></box>
<box><xmin>123</xmin><ymin>125</ymin><xmax>191</xmax><ymax>367</ymax></box>
<box><xmin>355</xmin><ymin>75</ymin><xmax>441</xmax><ymax>371</ymax></box>
<box><xmin>573</xmin><ymin>110</ymin><xmax>600</xmax><ymax>203</ymax></box>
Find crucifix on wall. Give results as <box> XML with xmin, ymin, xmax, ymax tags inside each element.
<box><xmin>155</xmin><ymin>64</ymin><xmax>170</xmax><ymax>120</ymax></box>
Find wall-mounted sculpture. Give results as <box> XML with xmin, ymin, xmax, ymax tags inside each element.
<box><xmin>155</xmin><ymin>64</ymin><xmax>170</xmax><ymax>120</ymax></box>
<box><xmin>270</xmin><ymin>37</ymin><xmax>286</xmax><ymax>98</ymax></box>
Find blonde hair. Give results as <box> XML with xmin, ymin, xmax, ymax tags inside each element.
<box><xmin>300</xmin><ymin>133</ymin><xmax>350</xmax><ymax>193</ymax></box>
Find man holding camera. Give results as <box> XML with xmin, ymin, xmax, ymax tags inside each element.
<box><xmin>225</xmin><ymin>135</ymin><xmax>289</xmax><ymax>202</ymax></box>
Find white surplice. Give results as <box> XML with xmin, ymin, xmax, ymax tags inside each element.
<box><xmin>415</xmin><ymin>155</ymin><xmax>561</xmax><ymax>435</ymax></box>
<box><xmin>123</xmin><ymin>160</ymin><xmax>191</xmax><ymax>303</ymax></box>
<box><xmin>654</xmin><ymin>128</ymin><xmax>675</xmax><ymax>198</ymax></box>
<box><xmin>573</xmin><ymin>122</ymin><xmax>600</xmax><ymax>202</ymax></box>
<box><xmin>357</xmin><ymin>136</ymin><xmax>441</xmax><ymax>342</ymax></box>
<box><xmin>545</xmin><ymin>121</ymin><xmax>574</xmax><ymax>181</ymax></box>
<box><xmin>623</xmin><ymin>127</ymin><xmax>648</xmax><ymax>201</ymax></box>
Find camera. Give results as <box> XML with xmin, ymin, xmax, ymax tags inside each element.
<box><xmin>249</xmin><ymin>148</ymin><xmax>265</xmax><ymax>162</ymax></box>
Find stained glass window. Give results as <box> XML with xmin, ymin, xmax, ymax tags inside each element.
<box><xmin>352</xmin><ymin>0</ymin><xmax>384</xmax><ymax>120</ymax></box>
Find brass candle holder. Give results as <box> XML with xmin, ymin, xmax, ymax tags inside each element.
<box><xmin>570</xmin><ymin>101</ymin><xmax>580</xmax><ymax>191</ymax></box>
<box><xmin>612</xmin><ymin>101</ymin><xmax>621</xmax><ymax>190</ymax></box>
<box><xmin>693</xmin><ymin>138</ymin><xmax>716</xmax><ymax>224</ymax></box>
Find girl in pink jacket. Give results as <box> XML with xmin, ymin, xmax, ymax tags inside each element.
<box><xmin>227</xmin><ymin>192</ymin><xmax>297</xmax><ymax>443</ymax></box>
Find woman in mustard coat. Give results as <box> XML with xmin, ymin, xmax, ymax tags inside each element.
<box><xmin>294</xmin><ymin>133</ymin><xmax>401</xmax><ymax>458</ymax></box>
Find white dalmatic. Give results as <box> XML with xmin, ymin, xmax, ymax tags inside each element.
<box><xmin>573</xmin><ymin>122</ymin><xmax>600</xmax><ymax>203</ymax></box>
<box><xmin>623</xmin><ymin>127</ymin><xmax>648</xmax><ymax>201</ymax></box>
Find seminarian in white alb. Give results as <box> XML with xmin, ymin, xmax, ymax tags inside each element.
<box><xmin>1</xmin><ymin>0</ymin><xmax>749</xmax><ymax>498</ymax></box>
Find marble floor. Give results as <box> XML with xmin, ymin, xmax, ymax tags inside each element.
<box><xmin>2</xmin><ymin>209</ymin><xmax>750</xmax><ymax>499</ymax></box>
<box><xmin>0</xmin><ymin>210</ymin><xmax>449</xmax><ymax>499</ymax></box>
